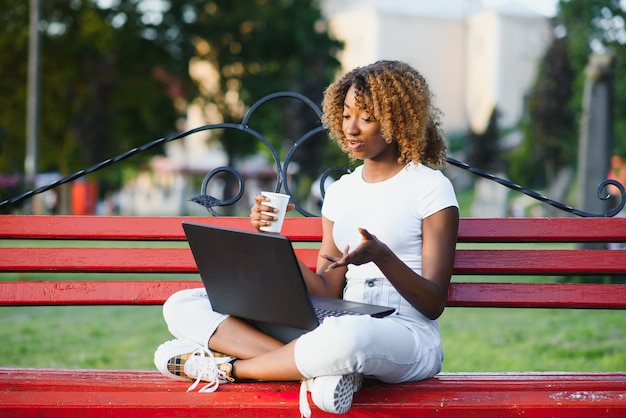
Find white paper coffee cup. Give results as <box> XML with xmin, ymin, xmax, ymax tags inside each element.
<box><xmin>260</xmin><ymin>191</ymin><xmax>290</xmax><ymax>233</ymax></box>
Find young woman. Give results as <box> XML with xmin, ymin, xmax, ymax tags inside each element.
<box><xmin>154</xmin><ymin>60</ymin><xmax>459</xmax><ymax>416</ymax></box>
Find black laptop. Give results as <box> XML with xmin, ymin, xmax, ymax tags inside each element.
<box><xmin>182</xmin><ymin>222</ymin><xmax>395</xmax><ymax>331</ymax></box>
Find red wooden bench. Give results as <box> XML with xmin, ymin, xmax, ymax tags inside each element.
<box><xmin>1</xmin><ymin>214</ymin><xmax>626</xmax><ymax>417</ymax></box>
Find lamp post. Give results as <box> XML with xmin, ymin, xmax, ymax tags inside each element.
<box><xmin>25</xmin><ymin>0</ymin><xmax>41</xmax><ymax>213</ymax></box>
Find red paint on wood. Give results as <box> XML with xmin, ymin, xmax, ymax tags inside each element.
<box><xmin>1</xmin><ymin>281</ymin><xmax>625</xmax><ymax>309</ymax></box>
<box><xmin>1</xmin><ymin>368</ymin><xmax>624</xmax><ymax>417</ymax></box>
<box><xmin>2</xmin><ymin>247</ymin><xmax>624</xmax><ymax>276</ymax></box>
<box><xmin>446</xmin><ymin>282</ymin><xmax>626</xmax><ymax>309</ymax></box>
<box><xmin>454</xmin><ymin>249</ymin><xmax>626</xmax><ymax>275</ymax></box>
<box><xmin>3</xmin><ymin>215</ymin><xmax>626</xmax><ymax>242</ymax></box>
<box><xmin>0</xmin><ymin>247</ymin><xmax>319</xmax><ymax>273</ymax></box>
<box><xmin>457</xmin><ymin>217</ymin><xmax>626</xmax><ymax>243</ymax></box>
<box><xmin>0</xmin><ymin>215</ymin><xmax>323</xmax><ymax>241</ymax></box>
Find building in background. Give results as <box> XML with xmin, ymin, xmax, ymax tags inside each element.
<box><xmin>321</xmin><ymin>0</ymin><xmax>552</xmax><ymax>135</ymax></box>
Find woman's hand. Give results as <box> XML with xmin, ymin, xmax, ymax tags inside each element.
<box><xmin>250</xmin><ymin>194</ymin><xmax>295</xmax><ymax>232</ymax></box>
<box><xmin>322</xmin><ymin>228</ymin><xmax>390</xmax><ymax>270</ymax></box>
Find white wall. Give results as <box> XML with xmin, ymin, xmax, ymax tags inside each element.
<box><xmin>328</xmin><ymin>9</ymin><xmax>380</xmax><ymax>73</ymax></box>
<box><xmin>324</xmin><ymin>0</ymin><xmax>552</xmax><ymax>136</ymax></box>
<box><xmin>466</xmin><ymin>9</ymin><xmax>550</xmax><ymax>132</ymax></box>
<box><xmin>328</xmin><ymin>7</ymin><xmax>468</xmax><ymax>133</ymax></box>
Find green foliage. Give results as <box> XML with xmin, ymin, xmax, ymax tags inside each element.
<box><xmin>0</xmin><ymin>0</ymin><xmax>342</xmax><ymax>203</ymax></box>
<box><xmin>0</xmin><ymin>0</ymin><xmax>187</xmax><ymax>202</ymax></box>
<box><xmin>510</xmin><ymin>0</ymin><xmax>626</xmax><ymax>188</ymax></box>
<box><xmin>0</xmin><ymin>4</ymin><xmax>30</xmax><ymax>176</ymax></box>
<box><xmin>557</xmin><ymin>0</ymin><xmax>626</xmax><ymax>157</ymax></box>
<box><xmin>508</xmin><ymin>35</ymin><xmax>576</xmax><ymax>188</ymax></box>
<box><xmin>465</xmin><ymin>107</ymin><xmax>503</xmax><ymax>174</ymax></box>
<box><xmin>182</xmin><ymin>0</ymin><xmax>343</xmax><ymax>174</ymax></box>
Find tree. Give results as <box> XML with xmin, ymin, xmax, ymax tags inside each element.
<box><xmin>0</xmin><ymin>0</ymin><xmax>191</xmax><ymax>201</ymax></box>
<box><xmin>509</xmin><ymin>0</ymin><xmax>626</xmax><ymax>190</ymax></box>
<box><xmin>0</xmin><ymin>0</ymin><xmax>343</xmax><ymax>205</ymax></box>
<box><xmin>507</xmin><ymin>34</ymin><xmax>576</xmax><ymax>189</ymax></box>
<box><xmin>178</xmin><ymin>0</ymin><xmax>343</xmax><ymax>179</ymax></box>
<box><xmin>466</xmin><ymin>107</ymin><xmax>502</xmax><ymax>174</ymax></box>
<box><xmin>557</xmin><ymin>0</ymin><xmax>626</xmax><ymax>157</ymax></box>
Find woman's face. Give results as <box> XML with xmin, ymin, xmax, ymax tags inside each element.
<box><xmin>342</xmin><ymin>85</ymin><xmax>394</xmax><ymax>162</ymax></box>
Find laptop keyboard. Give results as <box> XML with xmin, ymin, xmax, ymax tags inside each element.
<box><xmin>314</xmin><ymin>307</ymin><xmax>362</xmax><ymax>320</ymax></box>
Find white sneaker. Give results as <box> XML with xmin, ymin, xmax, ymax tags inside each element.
<box><xmin>154</xmin><ymin>339</ymin><xmax>236</xmax><ymax>393</ymax></box>
<box><xmin>299</xmin><ymin>373</ymin><xmax>363</xmax><ymax>416</ymax></box>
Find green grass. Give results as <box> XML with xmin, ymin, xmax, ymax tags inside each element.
<box><xmin>439</xmin><ymin>307</ymin><xmax>625</xmax><ymax>372</ymax></box>
<box><xmin>1</xmin><ymin>302</ymin><xmax>623</xmax><ymax>371</ymax></box>
<box><xmin>1</xmin><ymin>305</ymin><xmax>170</xmax><ymax>369</ymax></box>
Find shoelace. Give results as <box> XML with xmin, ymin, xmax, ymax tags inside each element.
<box><xmin>299</xmin><ymin>378</ymin><xmax>314</xmax><ymax>418</ymax></box>
<box><xmin>299</xmin><ymin>373</ymin><xmax>362</xmax><ymax>416</ymax></box>
<box><xmin>184</xmin><ymin>347</ymin><xmax>222</xmax><ymax>393</ymax></box>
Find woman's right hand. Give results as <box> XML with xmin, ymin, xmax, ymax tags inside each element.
<box><xmin>250</xmin><ymin>194</ymin><xmax>274</xmax><ymax>231</ymax></box>
<box><xmin>250</xmin><ymin>194</ymin><xmax>295</xmax><ymax>232</ymax></box>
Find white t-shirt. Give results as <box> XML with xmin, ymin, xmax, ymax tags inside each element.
<box><xmin>321</xmin><ymin>162</ymin><xmax>458</xmax><ymax>281</ymax></box>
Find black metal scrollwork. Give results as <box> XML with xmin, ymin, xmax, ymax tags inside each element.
<box><xmin>446</xmin><ymin>157</ymin><xmax>626</xmax><ymax>217</ymax></box>
<box><xmin>1</xmin><ymin>92</ymin><xmax>624</xmax><ymax>218</ymax></box>
<box><xmin>190</xmin><ymin>167</ymin><xmax>245</xmax><ymax>216</ymax></box>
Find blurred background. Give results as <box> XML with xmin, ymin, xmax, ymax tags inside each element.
<box><xmin>1</xmin><ymin>0</ymin><xmax>625</xmax><ymax>218</ymax></box>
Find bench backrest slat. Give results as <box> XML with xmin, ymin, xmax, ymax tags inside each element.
<box><xmin>0</xmin><ymin>216</ymin><xmax>323</xmax><ymax>241</ymax></box>
<box><xmin>3</xmin><ymin>216</ymin><xmax>626</xmax><ymax>242</ymax></box>
<box><xmin>455</xmin><ymin>249</ymin><xmax>626</xmax><ymax>275</ymax></box>
<box><xmin>2</xmin><ymin>248</ymin><xmax>625</xmax><ymax>276</ymax></box>
<box><xmin>0</xmin><ymin>247</ymin><xmax>317</xmax><ymax>273</ymax></box>
<box><xmin>2</xmin><ymin>280</ymin><xmax>625</xmax><ymax>309</ymax></box>
<box><xmin>458</xmin><ymin>217</ymin><xmax>626</xmax><ymax>242</ymax></box>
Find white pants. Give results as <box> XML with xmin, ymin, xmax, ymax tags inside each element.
<box><xmin>162</xmin><ymin>278</ymin><xmax>443</xmax><ymax>382</ymax></box>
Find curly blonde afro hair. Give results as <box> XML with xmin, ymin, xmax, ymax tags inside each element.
<box><xmin>322</xmin><ymin>60</ymin><xmax>447</xmax><ymax>168</ymax></box>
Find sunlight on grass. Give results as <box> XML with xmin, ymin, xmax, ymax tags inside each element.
<box><xmin>2</xmin><ymin>303</ymin><xmax>624</xmax><ymax>372</ymax></box>
<box><xmin>439</xmin><ymin>307</ymin><xmax>625</xmax><ymax>372</ymax></box>
<box><xmin>1</xmin><ymin>305</ymin><xmax>171</xmax><ymax>370</ymax></box>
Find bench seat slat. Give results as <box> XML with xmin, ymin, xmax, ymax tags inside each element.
<box><xmin>1</xmin><ymin>281</ymin><xmax>624</xmax><ymax>308</ymax></box>
<box><xmin>3</xmin><ymin>368</ymin><xmax>625</xmax><ymax>390</ymax></box>
<box><xmin>2</xmin><ymin>247</ymin><xmax>625</xmax><ymax>275</ymax></box>
<box><xmin>1</xmin><ymin>368</ymin><xmax>625</xmax><ymax>417</ymax></box>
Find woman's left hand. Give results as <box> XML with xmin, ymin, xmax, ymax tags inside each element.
<box><xmin>322</xmin><ymin>228</ymin><xmax>389</xmax><ymax>270</ymax></box>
